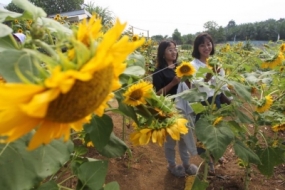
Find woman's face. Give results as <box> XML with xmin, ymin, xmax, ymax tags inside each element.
<box><xmin>198</xmin><ymin>38</ymin><xmax>212</xmax><ymax>59</ymax></box>
<box><xmin>164</xmin><ymin>43</ymin><xmax>177</xmax><ymax>63</ymax></box>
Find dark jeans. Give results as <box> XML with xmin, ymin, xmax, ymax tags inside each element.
<box><xmin>195</xmin><ymin>94</ymin><xmax>221</xmax><ymax>155</ymax></box>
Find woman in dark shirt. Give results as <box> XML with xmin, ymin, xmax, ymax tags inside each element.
<box><xmin>152</xmin><ymin>40</ymin><xmax>197</xmax><ymax>177</ymax></box>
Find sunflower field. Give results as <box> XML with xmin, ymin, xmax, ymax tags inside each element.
<box><xmin>0</xmin><ymin>0</ymin><xmax>285</xmax><ymax>190</ymax></box>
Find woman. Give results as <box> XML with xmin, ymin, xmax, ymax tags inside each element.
<box><xmin>191</xmin><ymin>33</ymin><xmax>226</xmax><ymax>174</ymax></box>
<box><xmin>152</xmin><ymin>40</ymin><xmax>197</xmax><ymax>177</ymax></box>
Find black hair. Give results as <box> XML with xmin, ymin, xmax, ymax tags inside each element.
<box><xmin>192</xmin><ymin>33</ymin><xmax>215</xmax><ymax>59</ymax></box>
<box><xmin>156</xmin><ymin>40</ymin><xmax>178</xmax><ymax>69</ymax></box>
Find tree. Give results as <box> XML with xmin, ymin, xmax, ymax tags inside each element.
<box><xmin>83</xmin><ymin>1</ymin><xmax>114</xmax><ymax>26</ymax></box>
<box><xmin>181</xmin><ymin>34</ymin><xmax>195</xmax><ymax>44</ymax></box>
<box><xmin>5</xmin><ymin>3</ymin><xmax>23</xmax><ymax>13</ymax></box>
<box><xmin>203</xmin><ymin>21</ymin><xmax>226</xmax><ymax>43</ymax></box>
<box><xmin>227</xmin><ymin>20</ymin><xmax>236</xmax><ymax>28</ymax></box>
<box><xmin>6</xmin><ymin>0</ymin><xmax>84</xmax><ymax>15</ymax></box>
<box><xmin>172</xmin><ymin>29</ymin><xmax>182</xmax><ymax>45</ymax></box>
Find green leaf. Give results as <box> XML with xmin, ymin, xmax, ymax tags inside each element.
<box><xmin>39</xmin><ymin>18</ymin><xmax>72</xmax><ymax>35</ymax></box>
<box><xmin>228</xmin><ymin>81</ymin><xmax>251</xmax><ymax>101</ymax></box>
<box><xmin>127</xmin><ymin>53</ymin><xmax>145</xmax><ymax>68</ymax></box>
<box><xmin>97</xmin><ymin>132</ymin><xmax>128</xmax><ymax>158</ymax></box>
<box><xmin>195</xmin><ymin>118</ymin><xmax>234</xmax><ymax>160</ymax></box>
<box><xmin>0</xmin><ymin>24</ymin><xmax>13</xmax><ymax>38</ymax></box>
<box><xmin>12</xmin><ymin>0</ymin><xmax>47</xmax><ymax>19</ymax></box>
<box><xmin>0</xmin><ymin>133</ymin><xmax>73</xmax><ymax>190</ymax></box>
<box><xmin>115</xmin><ymin>92</ymin><xmax>139</xmax><ymax>124</ymax></box>
<box><xmin>0</xmin><ymin>50</ymin><xmax>39</xmax><ymax>83</ymax></box>
<box><xmin>37</xmin><ymin>181</ymin><xmax>59</xmax><ymax>190</ymax></box>
<box><xmin>190</xmin><ymin>102</ymin><xmax>206</xmax><ymax>114</ymax></box>
<box><xmin>0</xmin><ymin>35</ymin><xmax>17</xmax><ymax>52</ymax></box>
<box><xmin>77</xmin><ymin>160</ymin><xmax>108</xmax><ymax>190</ymax></box>
<box><xmin>233</xmin><ymin>139</ymin><xmax>260</xmax><ymax>165</ymax></box>
<box><xmin>191</xmin><ymin>176</ymin><xmax>209</xmax><ymax>190</ymax></box>
<box><xmin>256</xmin><ymin>147</ymin><xmax>285</xmax><ymax>177</ymax></box>
<box><xmin>74</xmin><ymin>145</ymin><xmax>88</xmax><ymax>157</ymax></box>
<box><xmin>0</xmin><ymin>9</ymin><xmax>22</xmax><ymax>22</ymax></box>
<box><xmin>84</xmin><ymin>114</ymin><xmax>113</xmax><ymax>152</ymax></box>
<box><xmin>170</xmin><ymin>88</ymin><xmax>207</xmax><ymax>103</ymax></box>
<box><xmin>235</xmin><ymin>109</ymin><xmax>253</xmax><ymax>124</ymax></box>
<box><xmin>103</xmin><ymin>181</ymin><xmax>120</xmax><ymax>190</ymax></box>
<box><xmin>124</xmin><ymin>66</ymin><xmax>145</xmax><ymax>76</ymax></box>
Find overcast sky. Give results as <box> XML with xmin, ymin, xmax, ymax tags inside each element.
<box><xmin>1</xmin><ymin>0</ymin><xmax>285</xmax><ymax>37</ymax></box>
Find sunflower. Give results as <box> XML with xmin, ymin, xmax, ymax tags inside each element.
<box><xmin>261</xmin><ymin>52</ymin><xmax>284</xmax><ymax>69</ymax></box>
<box><xmin>271</xmin><ymin>123</ymin><xmax>285</xmax><ymax>132</ymax></box>
<box><xmin>256</xmin><ymin>95</ymin><xmax>273</xmax><ymax>113</ymax></box>
<box><xmin>132</xmin><ymin>34</ymin><xmax>139</xmax><ymax>41</ymax></box>
<box><xmin>17</xmin><ymin>29</ymin><xmax>23</xmax><ymax>33</ymax></box>
<box><xmin>213</xmin><ymin>117</ymin><xmax>223</xmax><ymax>126</ymax></box>
<box><xmin>123</xmin><ymin>81</ymin><xmax>153</xmax><ymax>106</ymax></box>
<box><xmin>0</xmin><ymin>16</ymin><xmax>145</xmax><ymax>150</ymax></box>
<box><xmin>130</xmin><ymin>118</ymin><xmax>188</xmax><ymax>146</ymax></box>
<box><xmin>175</xmin><ymin>61</ymin><xmax>196</xmax><ymax>78</ymax></box>
<box><xmin>14</xmin><ymin>19</ymin><xmax>19</xmax><ymax>24</ymax></box>
<box><xmin>279</xmin><ymin>66</ymin><xmax>285</xmax><ymax>72</ymax></box>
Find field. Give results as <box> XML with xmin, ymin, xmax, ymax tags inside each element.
<box><xmin>65</xmin><ymin>100</ymin><xmax>285</xmax><ymax>190</ymax></box>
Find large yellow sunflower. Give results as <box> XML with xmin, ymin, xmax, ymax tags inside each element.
<box><xmin>256</xmin><ymin>95</ymin><xmax>273</xmax><ymax>113</ymax></box>
<box><xmin>0</xmin><ymin>16</ymin><xmax>145</xmax><ymax>150</ymax></box>
<box><xmin>175</xmin><ymin>61</ymin><xmax>196</xmax><ymax>78</ymax></box>
<box><xmin>130</xmin><ymin>118</ymin><xmax>188</xmax><ymax>146</ymax></box>
<box><xmin>123</xmin><ymin>81</ymin><xmax>153</xmax><ymax>106</ymax></box>
<box><xmin>261</xmin><ymin>52</ymin><xmax>284</xmax><ymax>69</ymax></box>
<box><xmin>271</xmin><ymin>123</ymin><xmax>285</xmax><ymax>132</ymax></box>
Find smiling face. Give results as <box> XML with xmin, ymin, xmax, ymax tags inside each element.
<box><xmin>164</xmin><ymin>43</ymin><xmax>177</xmax><ymax>65</ymax></box>
<box><xmin>198</xmin><ymin>38</ymin><xmax>213</xmax><ymax>61</ymax></box>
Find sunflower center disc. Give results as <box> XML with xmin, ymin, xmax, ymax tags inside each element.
<box><xmin>46</xmin><ymin>66</ymin><xmax>114</xmax><ymax>122</ymax></box>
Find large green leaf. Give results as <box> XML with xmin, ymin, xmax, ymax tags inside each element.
<box><xmin>228</xmin><ymin>81</ymin><xmax>251</xmax><ymax>101</ymax></box>
<box><xmin>195</xmin><ymin>118</ymin><xmax>234</xmax><ymax>160</ymax></box>
<box><xmin>0</xmin><ymin>50</ymin><xmax>39</xmax><ymax>82</ymax></box>
<box><xmin>103</xmin><ymin>181</ymin><xmax>120</xmax><ymax>190</ymax></box>
<box><xmin>36</xmin><ymin>181</ymin><xmax>58</xmax><ymax>190</ymax></box>
<box><xmin>0</xmin><ymin>35</ymin><xmax>17</xmax><ymax>52</ymax></box>
<box><xmin>77</xmin><ymin>160</ymin><xmax>108</xmax><ymax>190</ymax></box>
<box><xmin>0</xmin><ymin>133</ymin><xmax>73</xmax><ymax>190</ymax></box>
<box><xmin>0</xmin><ymin>9</ymin><xmax>22</xmax><ymax>22</ymax></box>
<box><xmin>123</xmin><ymin>66</ymin><xmax>145</xmax><ymax>76</ymax></box>
<box><xmin>97</xmin><ymin>132</ymin><xmax>128</xmax><ymax>158</ymax></box>
<box><xmin>39</xmin><ymin>18</ymin><xmax>72</xmax><ymax>35</ymax></box>
<box><xmin>127</xmin><ymin>53</ymin><xmax>145</xmax><ymax>68</ymax></box>
<box><xmin>235</xmin><ymin>109</ymin><xmax>253</xmax><ymax>124</ymax></box>
<box><xmin>191</xmin><ymin>176</ymin><xmax>209</xmax><ymax>190</ymax></box>
<box><xmin>0</xmin><ymin>24</ymin><xmax>13</xmax><ymax>38</ymax></box>
<box><xmin>256</xmin><ymin>147</ymin><xmax>285</xmax><ymax>177</ymax></box>
<box><xmin>233</xmin><ymin>139</ymin><xmax>260</xmax><ymax>165</ymax></box>
<box><xmin>84</xmin><ymin>114</ymin><xmax>113</xmax><ymax>151</ymax></box>
<box><xmin>12</xmin><ymin>0</ymin><xmax>47</xmax><ymax>19</ymax></box>
<box><xmin>170</xmin><ymin>88</ymin><xmax>207</xmax><ymax>103</ymax></box>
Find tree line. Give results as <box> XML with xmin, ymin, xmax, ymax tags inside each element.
<box><xmin>152</xmin><ymin>19</ymin><xmax>285</xmax><ymax>45</ymax></box>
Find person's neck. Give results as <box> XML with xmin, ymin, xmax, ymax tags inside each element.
<box><xmin>198</xmin><ymin>57</ymin><xmax>207</xmax><ymax>64</ymax></box>
<box><xmin>167</xmin><ymin>61</ymin><xmax>174</xmax><ymax>66</ymax></box>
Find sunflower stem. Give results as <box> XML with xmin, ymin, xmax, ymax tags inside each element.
<box><xmin>122</xmin><ymin>115</ymin><xmax>125</xmax><ymax>141</ymax></box>
<box><xmin>58</xmin><ymin>185</ymin><xmax>74</xmax><ymax>190</ymax></box>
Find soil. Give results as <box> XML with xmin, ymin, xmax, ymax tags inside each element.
<box><xmin>65</xmin><ymin>100</ymin><xmax>285</xmax><ymax>190</ymax></box>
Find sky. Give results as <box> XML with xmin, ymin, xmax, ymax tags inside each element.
<box><xmin>1</xmin><ymin>0</ymin><xmax>285</xmax><ymax>37</ymax></box>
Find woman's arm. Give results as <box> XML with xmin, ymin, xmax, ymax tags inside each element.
<box><xmin>156</xmin><ymin>76</ymin><xmax>180</xmax><ymax>95</ymax></box>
